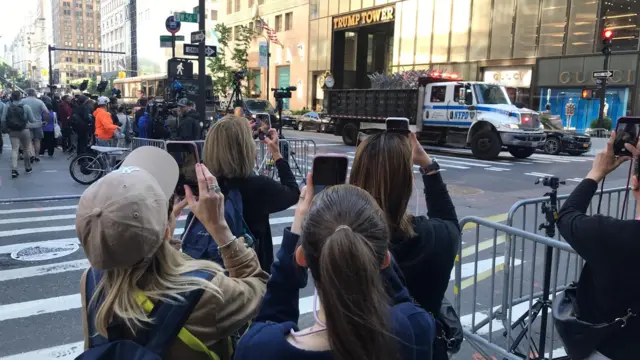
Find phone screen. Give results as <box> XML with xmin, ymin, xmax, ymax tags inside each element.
<box><xmin>255</xmin><ymin>114</ymin><xmax>271</xmax><ymax>140</ymax></box>
<box><xmin>614</xmin><ymin>117</ymin><xmax>640</xmax><ymax>156</ymax></box>
<box><xmin>386</xmin><ymin>119</ymin><xmax>410</xmax><ymax>136</ymax></box>
<box><xmin>312</xmin><ymin>155</ymin><xmax>349</xmax><ymax>194</ymax></box>
<box><xmin>166</xmin><ymin>142</ymin><xmax>200</xmax><ymax>197</ymax></box>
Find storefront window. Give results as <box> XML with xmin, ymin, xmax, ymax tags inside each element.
<box><xmin>513</xmin><ymin>0</ymin><xmax>540</xmax><ymax>58</ymax></box>
<box><xmin>538</xmin><ymin>0</ymin><xmax>567</xmax><ymax>57</ymax></box>
<box><xmin>469</xmin><ymin>0</ymin><xmax>491</xmax><ymax>61</ymax></box>
<box><xmin>566</xmin><ymin>0</ymin><xmax>597</xmax><ymax>55</ymax></box>
<box><xmin>432</xmin><ymin>0</ymin><xmax>452</xmax><ymax>63</ymax></box>
<box><xmin>490</xmin><ymin>0</ymin><xmax>515</xmax><ymax>59</ymax></box>
<box><xmin>450</xmin><ymin>0</ymin><xmax>471</xmax><ymax>62</ymax></box>
<box><xmin>538</xmin><ymin>88</ymin><xmax>630</xmax><ymax>132</ymax></box>
<box><xmin>600</xmin><ymin>0</ymin><xmax>640</xmax><ymax>52</ymax></box>
<box><xmin>414</xmin><ymin>0</ymin><xmax>433</xmax><ymax>65</ymax></box>
<box><xmin>399</xmin><ymin>0</ymin><xmax>418</xmax><ymax>65</ymax></box>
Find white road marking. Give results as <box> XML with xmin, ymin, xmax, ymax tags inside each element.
<box><xmin>0</xmin><ymin>214</ymin><xmax>76</xmax><ymax>225</ymax></box>
<box><xmin>450</xmin><ymin>256</ymin><xmax>522</xmax><ymax>281</ymax></box>
<box><xmin>0</xmin><ymin>205</ymin><xmax>78</xmax><ymax>215</ymax></box>
<box><xmin>0</xmin><ymin>259</ymin><xmax>90</xmax><ymax>282</ymax></box>
<box><xmin>566</xmin><ymin>178</ymin><xmax>584</xmax><ymax>182</ymax></box>
<box><xmin>485</xmin><ymin>167</ymin><xmax>510</xmax><ymax>172</ymax></box>
<box><xmin>0</xmin><ymin>341</ymin><xmax>84</xmax><ymax>360</ymax></box>
<box><xmin>524</xmin><ymin>172</ymin><xmax>555</xmax><ymax>178</ymax></box>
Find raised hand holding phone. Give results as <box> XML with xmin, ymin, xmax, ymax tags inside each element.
<box><xmin>587</xmin><ymin>131</ymin><xmax>632</xmax><ymax>183</ymax></box>
<box><xmin>263</xmin><ymin>128</ymin><xmax>281</xmax><ymax>160</ymax></box>
<box><xmin>292</xmin><ymin>172</ymin><xmax>314</xmax><ymax>235</ymax></box>
<box><xmin>410</xmin><ymin>132</ymin><xmax>432</xmax><ymax>168</ymax></box>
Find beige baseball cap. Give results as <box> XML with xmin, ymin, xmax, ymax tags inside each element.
<box><xmin>76</xmin><ymin>147</ymin><xmax>179</xmax><ymax>270</ymax></box>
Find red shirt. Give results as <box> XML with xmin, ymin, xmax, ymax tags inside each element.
<box><xmin>59</xmin><ymin>102</ymin><xmax>73</xmax><ymax>128</ymax></box>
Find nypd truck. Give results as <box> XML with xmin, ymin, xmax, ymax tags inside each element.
<box><xmin>326</xmin><ymin>74</ymin><xmax>545</xmax><ymax>160</ymax></box>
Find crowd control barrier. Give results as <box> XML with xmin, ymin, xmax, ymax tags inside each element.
<box><xmin>255</xmin><ymin>138</ymin><xmax>316</xmax><ymax>182</ymax></box>
<box><xmin>129</xmin><ymin>137</ymin><xmax>167</xmax><ymax>151</ymax></box>
<box><xmin>454</xmin><ymin>216</ymin><xmax>575</xmax><ymax>360</ymax></box>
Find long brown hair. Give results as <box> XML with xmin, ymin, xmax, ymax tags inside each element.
<box><xmin>301</xmin><ymin>185</ymin><xmax>395</xmax><ymax>360</ymax></box>
<box><xmin>204</xmin><ymin>115</ymin><xmax>255</xmax><ymax>179</ymax></box>
<box><xmin>349</xmin><ymin>132</ymin><xmax>416</xmax><ymax>237</ymax></box>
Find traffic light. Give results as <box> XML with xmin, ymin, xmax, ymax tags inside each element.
<box><xmin>581</xmin><ymin>89</ymin><xmax>595</xmax><ymax>100</ymax></box>
<box><xmin>602</xmin><ymin>29</ymin><xmax>613</xmax><ymax>55</ymax></box>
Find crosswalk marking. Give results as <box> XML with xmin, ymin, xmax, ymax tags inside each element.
<box><xmin>0</xmin><ymin>205</ymin><xmax>78</xmax><ymax>215</ymax></box>
<box><xmin>0</xmin><ymin>342</ymin><xmax>84</xmax><ymax>360</ymax></box>
<box><xmin>0</xmin><ymin>259</ymin><xmax>90</xmax><ymax>282</ymax></box>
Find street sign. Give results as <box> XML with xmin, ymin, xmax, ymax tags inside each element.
<box><xmin>176</xmin><ymin>12</ymin><xmax>198</xmax><ymax>23</ymax></box>
<box><xmin>183</xmin><ymin>44</ymin><xmax>217</xmax><ymax>57</ymax></box>
<box><xmin>160</xmin><ymin>41</ymin><xmax>173</xmax><ymax>48</ymax></box>
<box><xmin>168</xmin><ymin>59</ymin><xmax>193</xmax><ymax>79</ymax></box>
<box><xmin>595</xmin><ymin>78</ymin><xmax>604</xmax><ymax>85</ymax></box>
<box><xmin>165</xmin><ymin>16</ymin><xmax>181</xmax><ymax>35</ymax></box>
<box><xmin>592</xmin><ymin>70</ymin><xmax>614</xmax><ymax>78</ymax></box>
<box><xmin>160</xmin><ymin>35</ymin><xmax>185</xmax><ymax>41</ymax></box>
<box><xmin>191</xmin><ymin>30</ymin><xmax>205</xmax><ymax>43</ymax></box>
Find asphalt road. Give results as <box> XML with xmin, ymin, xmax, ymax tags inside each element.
<box><xmin>0</xmin><ymin>131</ymin><xmax>633</xmax><ymax>359</ymax></box>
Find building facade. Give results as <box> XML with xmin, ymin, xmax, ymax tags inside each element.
<box><xmin>222</xmin><ymin>0</ymin><xmax>640</xmax><ymax>132</ymax></box>
<box><xmin>101</xmin><ymin>0</ymin><xmax>130</xmax><ymax>76</ymax></box>
<box><xmin>51</xmin><ymin>0</ymin><xmax>102</xmax><ymax>87</ymax></box>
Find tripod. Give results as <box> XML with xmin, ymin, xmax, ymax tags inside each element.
<box><xmin>226</xmin><ymin>81</ymin><xmax>243</xmax><ymax>113</ymax></box>
<box><xmin>506</xmin><ymin>177</ymin><xmax>565</xmax><ymax>359</ymax></box>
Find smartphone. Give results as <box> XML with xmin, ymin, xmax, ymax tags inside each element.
<box><xmin>613</xmin><ymin>117</ymin><xmax>640</xmax><ymax>156</ymax></box>
<box><xmin>386</xmin><ymin>117</ymin><xmax>410</xmax><ymax>136</ymax></box>
<box><xmin>166</xmin><ymin>141</ymin><xmax>201</xmax><ymax>197</ymax></box>
<box><xmin>312</xmin><ymin>154</ymin><xmax>349</xmax><ymax>194</ymax></box>
<box><xmin>255</xmin><ymin>113</ymin><xmax>271</xmax><ymax>140</ymax></box>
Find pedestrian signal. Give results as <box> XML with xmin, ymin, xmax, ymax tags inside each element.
<box><xmin>581</xmin><ymin>89</ymin><xmax>595</xmax><ymax>100</ymax></box>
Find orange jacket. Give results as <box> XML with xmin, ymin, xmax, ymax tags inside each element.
<box><xmin>94</xmin><ymin>107</ymin><xmax>119</xmax><ymax>140</ymax></box>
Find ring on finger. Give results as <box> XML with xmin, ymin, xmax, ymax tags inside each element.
<box><xmin>208</xmin><ymin>183</ymin><xmax>221</xmax><ymax>194</ymax></box>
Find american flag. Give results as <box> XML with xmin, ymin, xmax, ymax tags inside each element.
<box><xmin>259</xmin><ymin>19</ymin><xmax>283</xmax><ymax>47</ymax></box>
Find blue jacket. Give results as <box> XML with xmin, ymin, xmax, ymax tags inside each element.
<box><xmin>233</xmin><ymin>228</ymin><xmax>436</xmax><ymax>360</ymax></box>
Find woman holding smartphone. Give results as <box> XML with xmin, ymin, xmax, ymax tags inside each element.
<box><xmin>183</xmin><ymin>114</ymin><xmax>300</xmax><ymax>272</ymax></box>
<box><xmin>350</xmin><ymin>131</ymin><xmax>461</xmax><ymax>359</ymax></box>
<box><xmin>234</xmin><ymin>174</ymin><xmax>435</xmax><ymax>360</ymax></box>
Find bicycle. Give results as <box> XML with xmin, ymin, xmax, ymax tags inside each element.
<box><xmin>69</xmin><ymin>145</ymin><xmax>131</xmax><ymax>185</ymax></box>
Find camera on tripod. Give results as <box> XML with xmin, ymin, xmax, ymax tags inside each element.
<box><xmin>234</xmin><ymin>70</ymin><xmax>246</xmax><ymax>83</ymax></box>
<box><xmin>271</xmin><ymin>86</ymin><xmax>297</xmax><ymax>100</ymax></box>
<box><xmin>535</xmin><ymin>176</ymin><xmax>564</xmax><ymax>190</ymax></box>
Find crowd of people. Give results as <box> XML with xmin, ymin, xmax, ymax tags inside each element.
<box><xmin>73</xmin><ymin>114</ymin><xmax>464</xmax><ymax>360</ymax></box>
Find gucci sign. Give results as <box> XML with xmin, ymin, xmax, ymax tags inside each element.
<box><xmin>558</xmin><ymin>70</ymin><xmax>634</xmax><ymax>85</ymax></box>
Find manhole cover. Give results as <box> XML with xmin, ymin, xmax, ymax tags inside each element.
<box><xmin>447</xmin><ymin>184</ymin><xmax>484</xmax><ymax>197</ymax></box>
<box><xmin>11</xmin><ymin>243</ymin><xmax>79</xmax><ymax>261</ymax></box>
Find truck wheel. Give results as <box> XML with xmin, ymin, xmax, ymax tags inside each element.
<box><xmin>543</xmin><ymin>138</ymin><xmax>561</xmax><ymax>155</ymax></box>
<box><xmin>342</xmin><ymin>122</ymin><xmax>359</xmax><ymax>146</ymax></box>
<box><xmin>471</xmin><ymin>130</ymin><xmax>502</xmax><ymax>160</ymax></box>
<box><xmin>508</xmin><ymin>147</ymin><xmax>535</xmax><ymax>159</ymax></box>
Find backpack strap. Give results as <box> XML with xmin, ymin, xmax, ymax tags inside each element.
<box><xmin>85</xmin><ymin>268</ymin><xmax>109</xmax><ymax>348</ymax></box>
<box><xmin>140</xmin><ymin>269</ymin><xmax>216</xmax><ymax>357</ymax></box>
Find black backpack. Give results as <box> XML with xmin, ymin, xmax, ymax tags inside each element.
<box><xmin>76</xmin><ymin>268</ymin><xmax>213</xmax><ymax>360</ymax></box>
<box><xmin>5</xmin><ymin>103</ymin><xmax>27</xmax><ymax>131</ymax></box>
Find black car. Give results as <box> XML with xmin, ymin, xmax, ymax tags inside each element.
<box><xmin>540</xmin><ymin>130</ymin><xmax>592</xmax><ymax>156</ymax></box>
<box><xmin>295</xmin><ymin>112</ymin><xmax>334</xmax><ymax>133</ymax></box>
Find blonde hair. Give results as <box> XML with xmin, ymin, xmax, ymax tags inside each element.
<box><xmin>204</xmin><ymin>115</ymin><xmax>255</xmax><ymax>178</ymax></box>
<box><xmin>89</xmin><ymin>242</ymin><xmax>224</xmax><ymax>337</ymax></box>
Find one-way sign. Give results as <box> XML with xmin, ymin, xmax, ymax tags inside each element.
<box><xmin>191</xmin><ymin>30</ymin><xmax>205</xmax><ymax>43</ymax></box>
<box><xmin>593</xmin><ymin>70</ymin><xmax>614</xmax><ymax>78</ymax></box>
<box><xmin>183</xmin><ymin>44</ymin><xmax>217</xmax><ymax>57</ymax></box>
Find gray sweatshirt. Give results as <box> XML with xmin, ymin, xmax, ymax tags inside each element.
<box><xmin>1</xmin><ymin>101</ymin><xmax>39</xmax><ymax>130</ymax></box>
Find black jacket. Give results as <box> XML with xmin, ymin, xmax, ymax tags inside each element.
<box><xmin>557</xmin><ymin>179</ymin><xmax>640</xmax><ymax>359</ymax></box>
<box><xmin>70</xmin><ymin>104</ymin><xmax>92</xmax><ymax>133</ymax></box>
<box><xmin>219</xmin><ymin>158</ymin><xmax>300</xmax><ymax>272</ymax></box>
<box><xmin>177</xmin><ymin>110</ymin><xmax>202</xmax><ymax>141</ymax></box>
<box><xmin>389</xmin><ymin>173</ymin><xmax>461</xmax><ymax>315</ymax></box>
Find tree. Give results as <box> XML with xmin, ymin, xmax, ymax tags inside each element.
<box><xmin>207</xmin><ymin>23</ymin><xmax>258</xmax><ymax>100</ymax></box>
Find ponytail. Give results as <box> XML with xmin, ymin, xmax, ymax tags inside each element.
<box><xmin>315</xmin><ymin>228</ymin><xmax>395</xmax><ymax>360</ymax></box>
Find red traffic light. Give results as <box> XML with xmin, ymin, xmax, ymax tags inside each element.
<box><xmin>581</xmin><ymin>89</ymin><xmax>594</xmax><ymax>100</ymax></box>
<box><xmin>603</xmin><ymin>29</ymin><xmax>613</xmax><ymax>39</ymax></box>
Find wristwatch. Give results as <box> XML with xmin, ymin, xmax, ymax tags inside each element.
<box><xmin>419</xmin><ymin>160</ymin><xmax>440</xmax><ymax>175</ymax></box>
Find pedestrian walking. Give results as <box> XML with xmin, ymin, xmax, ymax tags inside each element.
<box><xmin>59</xmin><ymin>95</ymin><xmax>73</xmax><ymax>152</ymax></box>
<box><xmin>39</xmin><ymin>100</ymin><xmax>57</xmax><ymax>157</ymax></box>
<box><xmin>21</xmin><ymin>89</ymin><xmax>50</xmax><ymax>163</ymax></box>
<box><xmin>0</xmin><ymin>91</ymin><xmax>37</xmax><ymax>178</ymax></box>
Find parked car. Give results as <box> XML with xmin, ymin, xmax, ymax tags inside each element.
<box><xmin>295</xmin><ymin>112</ymin><xmax>334</xmax><ymax>133</ymax></box>
<box><xmin>539</xmin><ymin>130</ymin><xmax>592</xmax><ymax>156</ymax></box>
<box><xmin>279</xmin><ymin>110</ymin><xmax>297</xmax><ymax>129</ymax></box>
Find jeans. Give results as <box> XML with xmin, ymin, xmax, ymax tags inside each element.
<box><xmin>9</xmin><ymin>129</ymin><xmax>32</xmax><ymax>171</ymax></box>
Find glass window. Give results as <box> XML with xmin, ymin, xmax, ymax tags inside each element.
<box><xmin>469</xmin><ymin>0</ymin><xmax>491</xmax><ymax>60</ymax></box>
<box><xmin>450</xmin><ymin>0</ymin><xmax>471</xmax><ymax>62</ymax></box>
<box><xmin>538</xmin><ymin>87</ymin><xmax>630</xmax><ymax>132</ymax></box>
<box><xmin>566</xmin><ymin>0</ymin><xmax>597</xmax><ymax>55</ymax></box>
<box><xmin>285</xmin><ymin>12</ymin><xmax>293</xmax><ymax>31</ymax></box>
<box><xmin>275</xmin><ymin>15</ymin><xmax>282</xmax><ymax>32</ymax></box>
<box><xmin>430</xmin><ymin>86</ymin><xmax>446</xmax><ymax>102</ymax></box>
<box><xmin>311</xmin><ymin>0</ymin><xmax>319</xmax><ymax>19</ymax></box>
<box><xmin>414</xmin><ymin>0</ymin><xmax>433</xmax><ymax>64</ymax></box>
<box><xmin>474</xmin><ymin>84</ymin><xmax>511</xmax><ymax>104</ymax></box>
<box><xmin>538</xmin><ymin>1</ymin><xmax>567</xmax><ymax>57</ymax></box>
<box><xmin>600</xmin><ymin>0</ymin><xmax>640</xmax><ymax>52</ymax></box>
<box><xmin>399</xmin><ymin>0</ymin><xmax>418</xmax><ymax>65</ymax></box>
<box><xmin>226</xmin><ymin>0</ymin><xmax>232</xmax><ymax>14</ymax></box>
<box><xmin>490</xmin><ymin>0</ymin><xmax>515</xmax><ymax>59</ymax></box>
<box><xmin>234</xmin><ymin>0</ymin><xmax>240</xmax><ymax>12</ymax></box>
<box><xmin>432</xmin><ymin>0</ymin><xmax>452</xmax><ymax>63</ymax></box>
<box><xmin>513</xmin><ymin>0</ymin><xmax>540</xmax><ymax>58</ymax></box>
<box><xmin>454</xmin><ymin>84</ymin><xmax>463</xmax><ymax>102</ymax></box>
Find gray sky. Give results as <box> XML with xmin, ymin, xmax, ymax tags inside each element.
<box><xmin>0</xmin><ymin>1</ymin><xmax>37</xmax><ymax>50</ymax></box>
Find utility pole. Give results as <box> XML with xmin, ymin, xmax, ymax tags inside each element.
<box><xmin>597</xmin><ymin>29</ymin><xmax>613</xmax><ymax>129</ymax></box>
<box><xmin>197</xmin><ymin>0</ymin><xmax>206</xmax><ymax>122</ymax></box>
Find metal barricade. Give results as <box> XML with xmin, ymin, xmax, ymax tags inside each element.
<box><xmin>455</xmin><ymin>216</ymin><xmax>576</xmax><ymax>360</ymax></box>
<box><xmin>255</xmin><ymin>138</ymin><xmax>316</xmax><ymax>181</ymax></box>
<box><xmin>129</xmin><ymin>137</ymin><xmax>167</xmax><ymax>150</ymax></box>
